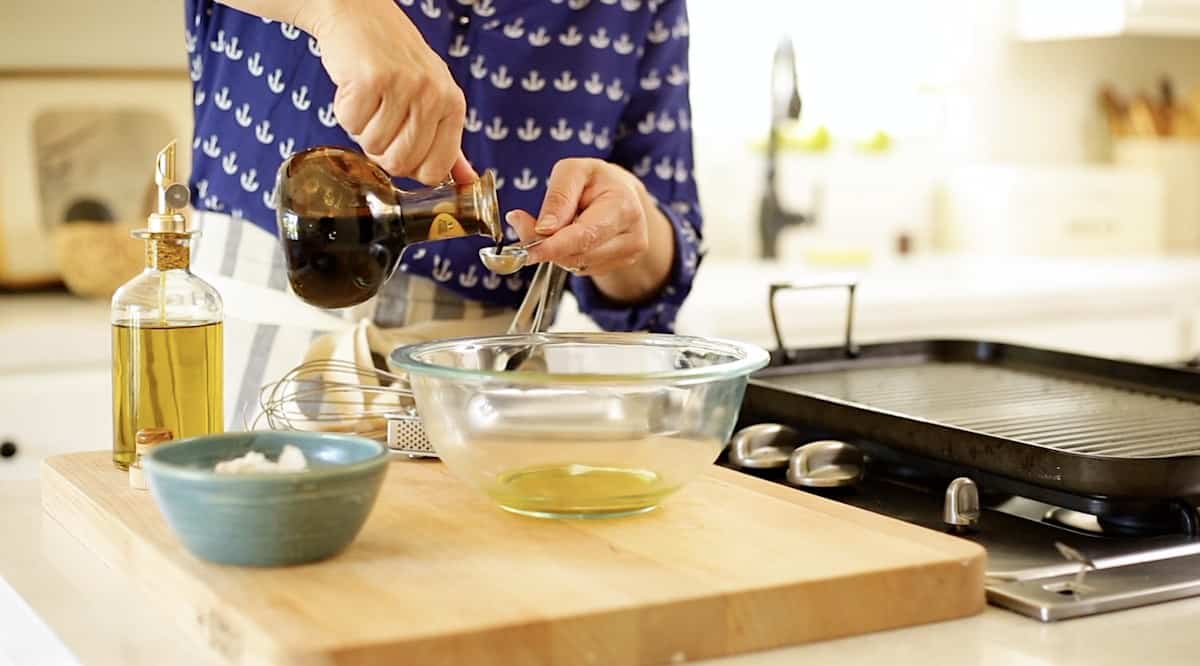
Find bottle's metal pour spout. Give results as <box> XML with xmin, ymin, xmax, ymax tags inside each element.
<box><xmin>148</xmin><ymin>141</ymin><xmax>192</xmax><ymax>234</ymax></box>
<box><xmin>156</xmin><ymin>141</ymin><xmax>176</xmax><ymax>188</ymax></box>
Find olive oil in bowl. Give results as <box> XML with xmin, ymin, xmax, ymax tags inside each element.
<box><xmin>488</xmin><ymin>464</ymin><xmax>677</xmax><ymax>519</ymax></box>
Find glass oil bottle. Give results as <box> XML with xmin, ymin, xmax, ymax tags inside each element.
<box><xmin>110</xmin><ymin>141</ymin><xmax>223</xmax><ymax>469</ymax></box>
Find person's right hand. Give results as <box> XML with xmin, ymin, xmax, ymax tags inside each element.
<box><xmin>300</xmin><ymin>0</ymin><xmax>476</xmax><ymax>184</ymax></box>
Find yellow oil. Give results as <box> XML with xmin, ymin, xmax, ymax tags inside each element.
<box><xmin>488</xmin><ymin>464</ymin><xmax>677</xmax><ymax>518</ymax></box>
<box><xmin>112</xmin><ymin>321</ymin><xmax>223</xmax><ymax>469</ymax></box>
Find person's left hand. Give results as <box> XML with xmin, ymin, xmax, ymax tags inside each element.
<box><xmin>504</xmin><ymin>158</ymin><xmax>652</xmax><ymax>278</ymax></box>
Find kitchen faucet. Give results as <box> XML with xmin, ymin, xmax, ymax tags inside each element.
<box><xmin>758</xmin><ymin>35</ymin><xmax>816</xmax><ymax>259</ymax></box>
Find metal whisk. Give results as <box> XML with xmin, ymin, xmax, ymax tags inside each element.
<box><xmin>252</xmin><ymin>358</ymin><xmax>433</xmax><ymax>456</ymax></box>
<box><xmin>254</xmin><ymin>262</ymin><xmax>568</xmax><ymax>458</ymax></box>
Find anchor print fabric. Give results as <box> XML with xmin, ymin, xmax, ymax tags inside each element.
<box><xmin>185</xmin><ymin>0</ymin><xmax>702</xmax><ymax>333</ymax></box>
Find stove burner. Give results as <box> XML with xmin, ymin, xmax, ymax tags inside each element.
<box><xmin>1039</xmin><ymin>500</ymin><xmax>1200</xmax><ymax>538</ymax></box>
<box><xmin>1042</xmin><ymin>507</ymin><xmax>1102</xmax><ymax>534</ymax></box>
<box><xmin>725</xmin><ymin>421</ymin><xmax>1200</xmax><ymax>621</ymax></box>
<box><xmin>851</xmin><ymin>439</ymin><xmax>1200</xmax><ymax>539</ymax></box>
<box><xmin>1099</xmin><ymin>501</ymin><xmax>1200</xmax><ymax>537</ymax></box>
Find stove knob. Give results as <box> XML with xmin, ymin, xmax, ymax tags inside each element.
<box><xmin>943</xmin><ymin>477</ymin><xmax>980</xmax><ymax>533</ymax></box>
<box><xmin>787</xmin><ymin>440</ymin><xmax>865</xmax><ymax>488</ymax></box>
<box><xmin>0</xmin><ymin>440</ymin><xmax>16</xmax><ymax>459</ymax></box>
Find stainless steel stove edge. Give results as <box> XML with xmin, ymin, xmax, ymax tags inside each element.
<box><xmin>987</xmin><ymin>549</ymin><xmax>1200</xmax><ymax>621</ymax></box>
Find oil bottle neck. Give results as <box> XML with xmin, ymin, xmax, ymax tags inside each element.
<box><xmin>400</xmin><ymin>208</ymin><xmax>495</xmax><ymax>245</ymax></box>
<box><xmin>146</xmin><ymin>236</ymin><xmax>191</xmax><ymax>271</ymax></box>
<box><xmin>397</xmin><ymin>171</ymin><xmax>503</xmax><ymax>246</ymax></box>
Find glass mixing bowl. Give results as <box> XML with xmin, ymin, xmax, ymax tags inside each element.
<box><xmin>389</xmin><ymin>333</ymin><xmax>770</xmax><ymax>519</ymax></box>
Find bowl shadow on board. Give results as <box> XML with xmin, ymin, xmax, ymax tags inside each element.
<box><xmin>143</xmin><ymin>431</ymin><xmax>389</xmax><ymax>567</ymax></box>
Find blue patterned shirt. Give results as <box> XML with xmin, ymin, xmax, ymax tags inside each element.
<box><xmin>184</xmin><ymin>0</ymin><xmax>701</xmax><ymax>332</ymax></box>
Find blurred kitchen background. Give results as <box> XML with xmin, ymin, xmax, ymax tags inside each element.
<box><xmin>2</xmin><ymin>0</ymin><xmax>1200</xmax><ymax>476</ymax></box>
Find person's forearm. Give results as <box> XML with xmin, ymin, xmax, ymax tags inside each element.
<box><xmin>590</xmin><ymin>187</ymin><xmax>676</xmax><ymax>305</ymax></box>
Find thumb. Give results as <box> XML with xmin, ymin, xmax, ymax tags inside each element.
<box><xmin>503</xmin><ymin>209</ymin><xmax>539</xmax><ymax>244</ymax></box>
<box><xmin>451</xmin><ymin>152</ymin><xmax>478</xmax><ymax>184</ymax></box>
<box><xmin>536</xmin><ymin>159</ymin><xmax>594</xmax><ymax>235</ymax></box>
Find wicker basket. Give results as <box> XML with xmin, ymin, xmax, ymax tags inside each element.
<box><xmin>51</xmin><ymin>221</ymin><xmax>143</xmax><ymax>299</ymax></box>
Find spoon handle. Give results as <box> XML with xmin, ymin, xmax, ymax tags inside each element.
<box><xmin>508</xmin><ymin>262</ymin><xmax>567</xmax><ymax>335</ymax></box>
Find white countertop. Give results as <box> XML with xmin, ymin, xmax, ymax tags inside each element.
<box><xmin>680</xmin><ymin>255</ymin><xmax>1200</xmax><ymax>343</ymax></box>
<box><xmin>6</xmin><ymin>255</ymin><xmax>1200</xmax><ymax>369</ymax></box>
<box><xmin>561</xmin><ymin>255</ymin><xmax>1200</xmax><ymax>361</ymax></box>
<box><xmin>5</xmin><ymin>478</ymin><xmax>1200</xmax><ymax>666</ymax></box>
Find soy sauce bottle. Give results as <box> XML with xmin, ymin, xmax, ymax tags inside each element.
<box><xmin>275</xmin><ymin>146</ymin><xmax>502</xmax><ymax>309</ymax></box>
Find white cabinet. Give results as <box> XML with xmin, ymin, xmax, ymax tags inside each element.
<box><xmin>0</xmin><ymin>295</ymin><xmax>112</xmax><ymax>481</ymax></box>
<box><xmin>0</xmin><ymin>296</ymin><xmax>109</xmax><ymax>373</ymax></box>
<box><xmin>1016</xmin><ymin>0</ymin><xmax>1200</xmax><ymax>40</ymax></box>
<box><xmin>0</xmin><ymin>369</ymin><xmax>110</xmax><ymax>481</ymax></box>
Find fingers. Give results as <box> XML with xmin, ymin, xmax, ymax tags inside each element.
<box><xmin>528</xmin><ymin>191</ymin><xmax>631</xmax><ymax>264</ymax></box>
<box><xmin>566</xmin><ymin>216</ymin><xmax>652</xmax><ymax>268</ymax></box>
<box><xmin>504</xmin><ymin>210</ymin><xmax>539</xmax><ymax>244</ymax></box>
<box><xmin>355</xmin><ymin>95</ymin><xmax>406</xmax><ymax>156</ymax></box>
<box><xmin>506</xmin><ymin>161</ymin><xmax>649</xmax><ymax>278</ymax></box>
<box><xmin>451</xmin><ymin>152</ymin><xmax>478</xmax><ymax>184</ymax></box>
<box><xmin>504</xmin><ymin>208</ymin><xmax>633</xmax><ymax>277</ymax></box>
<box><xmin>415</xmin><ymin>89</ymin><xmax>467</xmax><ymax>185</ymax></box>
<box><xmin>347</xmin><ymin>73</ymin><xmax>468</xmax><ymax>183</ymax></box>
<box><xmin>557</xmin><ymin>228</ymin><xmax>646</xmax><ymax>276</ymax></box>
<box><xmin>535</xmin><ymin>159</ymin><xmax>597</xmax><ymax>235</ymax></box>
<box><xmin>333</xmin><ymin>82</ymin><xmax>381</xmax><ymax>138</ymax></box>
<box><xmin>413</xmin><ymin>112</ymin><xmax>463</xmax><ymax>186</ymax></box>
<box><xmin>374</xmin><ymin>99</ymin><xmax>437</xmax><ymax>178</ymax></box>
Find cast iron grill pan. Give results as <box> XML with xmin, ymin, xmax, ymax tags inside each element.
<box><xmin>746</xmin><ymin>340</ymin><xmax>1200</xmax><ymax>499</ymax></box>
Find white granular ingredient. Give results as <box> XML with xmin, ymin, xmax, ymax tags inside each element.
<box><xmin>214</xmin><ymin>444</ymin><xmax>308</xmax><ymax>474</ymax></box>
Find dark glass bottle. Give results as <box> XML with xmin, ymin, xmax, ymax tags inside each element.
<box><xmin>276</xmin><ymin>146</ymin><xmax>502</xmax><ymax>309</ymax></box>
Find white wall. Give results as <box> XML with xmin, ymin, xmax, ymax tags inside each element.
<box><xmin>0</xmin><ymin>1</ymin><xmax>185</xmax><ymax>70</ymax></box>
<box><xmin>6</xmin><ymin>0</ymin><xmax>1198</xmax><ymax>262</ymax></box>
<box><xmin>687</xmin><ymin>0</ymin><xmax>1200</xmax><ymax>260</ymax></box>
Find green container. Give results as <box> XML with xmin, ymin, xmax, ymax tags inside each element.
<box><xmin>143</xmin><ymin>431</ymin><xmax>389</xmax><ymax>567</ymax></box>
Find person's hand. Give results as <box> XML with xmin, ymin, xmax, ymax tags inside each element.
<box><xmin>300</xmin><ymin>0</ymin><xmax>475</xmax><ymax>184</ymax></box>
<box><xmin>505</xmin><ymin>158</ymin><xmax>676</xmax><ymax>304</ymax></box>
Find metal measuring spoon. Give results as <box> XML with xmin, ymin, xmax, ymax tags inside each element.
<box><xmin>492</xmin><ymin>262</ymin><xmax>568</xmax><ymax>372</ymax></box>
<box><xmin>478</xmin><ymin>237</ymin><xmax>546</xmax><ymax>275</ymax></box>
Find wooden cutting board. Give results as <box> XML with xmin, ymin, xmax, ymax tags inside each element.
<box><xmin>42</xmin><ymin>452</ymin><xmax>985</xmax><ymax>666</ymax></box>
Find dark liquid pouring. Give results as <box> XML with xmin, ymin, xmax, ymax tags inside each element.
<box><xmin>281</xmin><ymin>210</ymin><xmax>405</xmax><ymax>309</ymax></box>
<box><xmin>276</xmin><ymin>147</ymin><xmax>502</xmax><ymax>309</ymax></box>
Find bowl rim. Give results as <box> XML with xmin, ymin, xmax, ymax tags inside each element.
<box><xmin>143</xmin><ymin>431</ymin><xmax>389</xmax><ymax>483</ymax></box>
<box><xmin>388</xmin><ymin>332</ymin><xmax>771</xmax><ymax>385</ymax></box>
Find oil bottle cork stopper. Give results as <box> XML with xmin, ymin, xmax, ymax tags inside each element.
<box><xmin>130</xmin><ymin>428</ymin><xmax>174</xmax><ymax>490</ymax></box>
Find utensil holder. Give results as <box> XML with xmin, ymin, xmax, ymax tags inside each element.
<box><xmin>1114</xmin><ymin>138</ymin><xmax>1200</xmax><ymax>253</ymax></box>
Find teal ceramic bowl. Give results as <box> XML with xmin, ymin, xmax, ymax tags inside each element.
<box><xmin>143</xmin><ymin>431</ymin><xmax>389</xmax><ymax>567</ymax></box>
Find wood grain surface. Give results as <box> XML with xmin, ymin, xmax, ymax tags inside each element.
<box><xmin>42</xmin><ymin>451</ymin><xmax>985</xmax><ymax>665</ymax></box>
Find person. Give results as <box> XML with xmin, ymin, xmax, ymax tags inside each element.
<box><xmin>184</xmin><ymin>0</ymin><xmax>703</xmax><ymax>427</ymax></box>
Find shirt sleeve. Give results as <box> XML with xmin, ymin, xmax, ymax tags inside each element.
<box><xmin>568</xmin><ymin>0</ymin><xmax>703</xmax><ymax>334</ymax></box>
